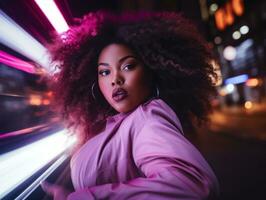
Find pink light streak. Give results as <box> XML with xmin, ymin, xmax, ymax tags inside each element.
<box><xmin>0</xmin><ymin>124</ymin><xmax>48</xmax><ymax>139</ymax></box>
<box><xmin>0</xmin><ymin>50</ymin><xmax>35</xmax><ymax>74</ymax></box>
<box><xmin>34</xmin><ymin>0</ymin><xmax>69</xmax><ymax>34</ymax></box>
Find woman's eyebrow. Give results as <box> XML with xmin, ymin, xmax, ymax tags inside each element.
<box><xmin>118</xmin><ymin>55</ymin><xmax>136</xmax><ymax>64</ymax></box>
<box><xmin>98</xmin><ymin>55</ymin><xmax>137</xmax><ymax>67</ymax></box>
<box><xmin>97</xmin><ymin>62</ymin><xmax>110</xmax><ymax>67</ymax></box>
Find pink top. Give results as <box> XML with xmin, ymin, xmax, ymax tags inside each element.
<box><xmin>67</xmin><ymin>98</ymin><xmax>219</xmax><ymax>200</ymax></box>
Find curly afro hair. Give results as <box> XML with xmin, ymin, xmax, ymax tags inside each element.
<box><xmin>47</xmin><ymin>11</ymin><xmax>217</xmax><ymax>144</ymax></box>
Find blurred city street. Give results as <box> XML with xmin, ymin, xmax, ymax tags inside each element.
<box><xmin>188</xmin><ymin>103</ymin><xmax>266</xmax><ymax>200</ymax></box>
<box><xmin>190</xmin><ymin>129</ymin><xmax>266</xmax><ymax>200</ymax></box>
<box><xmin>210</xmin><ymin>100</ymin><xmax>266</xmax><ymax>141</ymax></box>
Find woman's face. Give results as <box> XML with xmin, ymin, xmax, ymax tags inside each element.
<box><xmin>98</xmin><ymin>43</ymin><xmax>152</xmax><ymax>113</ymax></box>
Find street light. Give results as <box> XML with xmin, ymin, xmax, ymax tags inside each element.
<box><xmin>223</xmin><ymin>46</ymin><xmax>236</xmax><ymax>61</ymax></box>
<box><xmin>232</xmin><ymin>31</ymin><xmax>241</xmax><ymax>40</ymax></box>
<box><xmin>240</xmin><ymin>25</ymin><xmax>249</xmax><ymax>35</ymax></box>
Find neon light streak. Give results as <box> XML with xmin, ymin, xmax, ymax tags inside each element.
<box><xmin>0</xmin><ymin>10</ymin><xmax>52</xmax><ymax>72</ymax></box>
<box><xmin>35</xmin><ymin>0</ymin><xmax>69</xmax><ymax>34</ymax></box>
<box><xmin>0</xmin><ymin>130</ymin><xmax>76</xmax><ymax>199</ymax></box>
<box><xmin>0</xmin><ymin>50</ymin><xmax>35</xmax><ymax>74</ymax></box>
<box><xmin>225</xmin><ymin>74</ymin><xmax>248</xmax><ymax>85</ymax></box>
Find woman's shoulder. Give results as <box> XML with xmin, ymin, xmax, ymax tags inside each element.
<box><xmin>133</xmin><ymin>98</ymin><xmax>183</xmax><ymax>132</ymax></box>
<box><xmin>138</xmin><ymin>98</ymin><xmax>178</xmax><ymax>121</ymax></box>
<box><xmin>107</xmin><ymin>98</ymin><xmax>183</xmax><ymax>133</ymax></box>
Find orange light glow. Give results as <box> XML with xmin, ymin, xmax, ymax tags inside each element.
<box><xmin>244</xmin><ymin>101</ymin><xmax>252</xmax><ymax>109</ymax></box>
<box><xmin>219</xmin><ymin>88</ymin><xmax>227</xmax><ymax>96</ymax></box>
<box><xmin>246</xmin><ymin>78</ymin><xmax>259</xmax><ymax>87</ymax></box>
<box><xmin>215</xmin><ymin>9</ymin><xmax>226</xmax><ymax>30</ymax></box>
<box><xmin>43</xmin><ymin>99</ymin><xmax>50</xmax><ymax>105</ymax></box>
<box><xmin>225</xmin><ymin>3</ymin><xmax>234</xmax><ymax>25</ymax></box>
<box><xmin>232</xmin><ymin>0</ymin><xmax>244</xmax><ymax>16</ymax></box>
<box><xmin>47</xmin><ymin>91</ymin><xmax>53</xmax><ymax>97</ymax></box>
<box><xmin>29</xmin><ymin>95</ymin><xmax>42</xmax><ymax>106</ymax></box>
<box><xmin>215</xmin><ymin>0</ymin><xmax>244</xmax><ymax>30</ymax></box>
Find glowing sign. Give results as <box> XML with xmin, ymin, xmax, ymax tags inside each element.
<box><xmin>225</xmin><ymin>74</ymin><xmax>248</xmax><ymax>85</ymax></box>
<box><xmin>232</xmin><ymin>0</ymin><xmax>244</xmax><ymax>16</ymax></box>
<box><xmin>215</xmin><ymin>0</ymin><xmax>244</xmax><ymax>30</ymax></box>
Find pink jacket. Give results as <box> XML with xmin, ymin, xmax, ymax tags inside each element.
<box><xmin>67</xmin><ymin>98</ymin><xmax>219</xmax><ymax>199</ymax></box>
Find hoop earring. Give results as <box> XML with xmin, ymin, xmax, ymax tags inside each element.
<box><xmin>91</xmin><ymin>82</ymin><xmax>97</xmax><ymax>100</ymax></box>
<box><xmin>155</xmin><ymin>85</ymin><xmax>160</xmax><ymax>98</ymax></box>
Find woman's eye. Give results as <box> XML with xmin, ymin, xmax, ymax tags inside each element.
<box><xmin>123</xmin><ymin>64</ymin><xmax>135</xmax><ymax>70</ymax></box>
<box><xmin>98</xmin><ymin>70</ymin><xmax>110</xmax><ymax>76</ymax></box>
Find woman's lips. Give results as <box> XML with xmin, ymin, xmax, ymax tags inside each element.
<box><xmin>112</xmin><ymin>93</ymin><xmax>128</xmax><ymax>102</ymax></box>
<box><xmin>112</xmin><ymin>88</ymin><xmax>128</xmax><ymax>102</ymax></box>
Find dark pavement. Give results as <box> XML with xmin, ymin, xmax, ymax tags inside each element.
<box><xmin>188</xmin><ymin>128</ymin><xmax>266</xmax><ymax>200</ymax></box>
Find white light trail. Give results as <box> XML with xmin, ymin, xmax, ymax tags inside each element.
<box><xmin>35</xmin><ymin>0</ymin><xmax>69</xmax><ymax>34</ymax></box>
<box><xmin>0</xmin><ymin>10</ymin><xmax>53</xmax><ymax>73</ymax></box>
<box><xmin>0</xmin><ymin>130</ymin><xmax>77</xmax><ymax>199</ymax></box>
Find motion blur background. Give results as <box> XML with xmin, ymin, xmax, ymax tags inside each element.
<box><xmin>0</xmin><ymin>0</ymin><xmax>265</xmax><ymax>200</ymax></box>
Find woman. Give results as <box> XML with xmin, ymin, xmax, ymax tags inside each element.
<box><xmin>41</xmin><ymin>11</ymin><xmax>219</xmax><ymax>199</ymax></box>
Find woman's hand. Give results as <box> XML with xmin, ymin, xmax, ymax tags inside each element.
<box><xmin>41</xmin><ymin>181</ymin><xmax>71</xmax><ymax>200</ymax></box>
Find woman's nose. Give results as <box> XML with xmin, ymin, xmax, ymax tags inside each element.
<box><xmin>111</xmin><ymin>73</ymin><xmax>124</xmax><ymax>86</ymax></box>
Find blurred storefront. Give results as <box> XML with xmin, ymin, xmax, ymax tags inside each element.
<box><xmin>201</xmin><ymin>0</ymin><xmax>266</xmax><ymax>107</ymax></box>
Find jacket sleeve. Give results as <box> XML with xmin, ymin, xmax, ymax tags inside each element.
<box><xmin>67</xmin><ymin>111</ymin><xmax>219</xmax><ymax>200</ymax></box>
